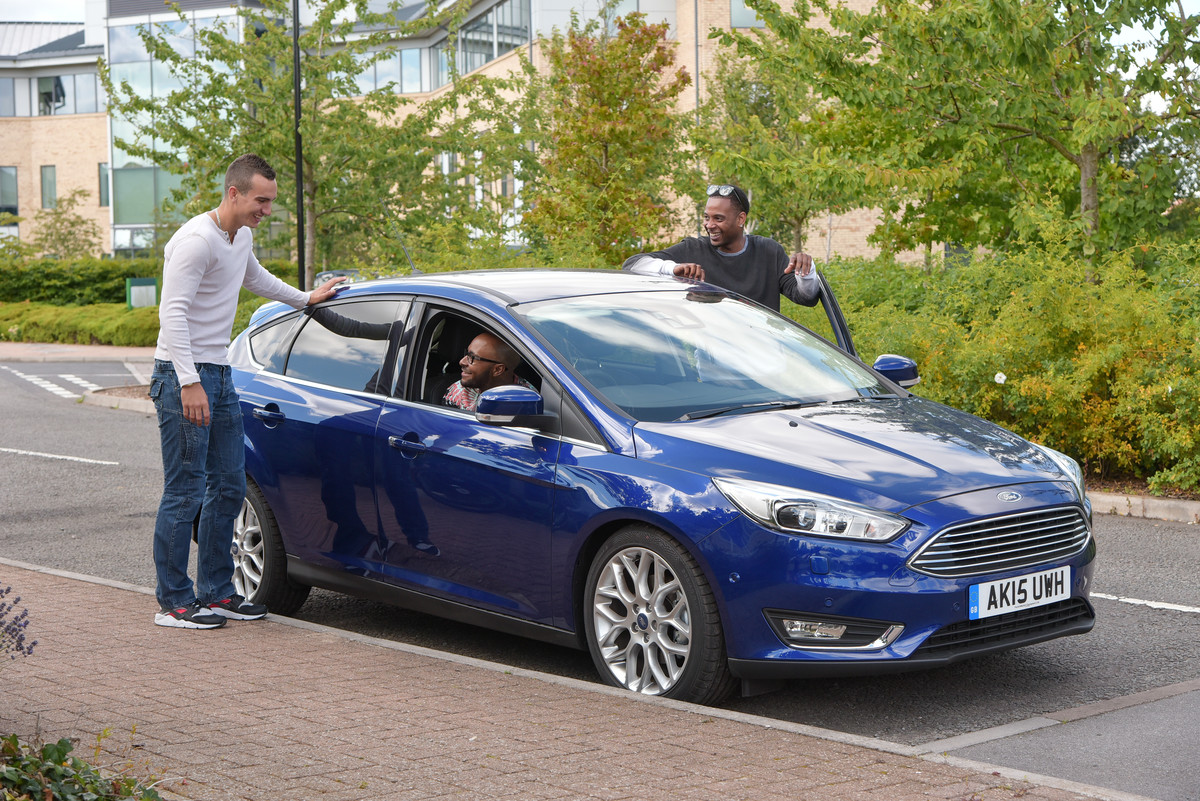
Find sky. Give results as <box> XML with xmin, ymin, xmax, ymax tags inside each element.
<box><xmin>0</xmin><ymin>0</ymin><xmax>86</xmax><ymax>23</ymax></box>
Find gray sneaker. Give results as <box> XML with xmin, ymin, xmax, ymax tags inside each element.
<box><xmin>155</xmin><ymin>601</ymin><xmax>227</xmax><ymax>629</ymax></box>
<box><xmin>206</xmin><ymin>594</ymin><xmax>268</xmax><ymax>620</ymax></box>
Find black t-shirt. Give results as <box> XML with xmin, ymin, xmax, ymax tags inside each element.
<box><xmin>622</xmin><ymin>236</ymin><xmax>819</xmax><ymax>312</ymax></box>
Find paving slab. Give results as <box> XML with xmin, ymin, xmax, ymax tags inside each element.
<box><xmin>0</xmin><ymin>559</ymin><xmax>1159</xmax><ymax>801</ymax></box>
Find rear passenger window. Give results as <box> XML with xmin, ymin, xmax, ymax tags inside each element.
<box><xmin>284</xmin><ymin>300</ymin><xmax>407</xmax><ymax>393</ymax></box>
<box><xmin>248</xmin><ymin>313</ymin><xmax>300</xmax><ymax>371</ymax></box>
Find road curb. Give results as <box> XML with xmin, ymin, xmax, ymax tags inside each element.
<box><xmin>81</xmin><ymin>388</ymin><xmax>155</xmax><ymax>415</ymax></box>
<box><xmin>1087</xmin><ymin>491</ymin><xmax>1200</xmax><ymax>525</ymax></box>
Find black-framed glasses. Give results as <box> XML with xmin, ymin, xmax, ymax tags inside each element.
<box><xmin>463</xmin><ymin>350</ymin><xmax>503</xmax><ymax>366</ymax></box>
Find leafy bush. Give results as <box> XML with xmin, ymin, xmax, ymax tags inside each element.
<box><xmin>0</xmin><ymin>735</ymin><xmax>161</xmax><ymax>800</ymax></box>
<box><xmin>816</xmin><ymin>235</ymin><xmax>1200</xmax><ymax>492</ymax></box>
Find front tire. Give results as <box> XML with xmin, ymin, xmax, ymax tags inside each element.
<box><xmin>584</xmin><ymin>525</ymin><xmax>737</xmax><ymax>705</ymax></box>
<box><xmin>234</xmin><ymin>480</ymin><xmax>310</xmax><ymax>615</ymax></box>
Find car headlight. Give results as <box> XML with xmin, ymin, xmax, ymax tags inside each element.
<box><xmin>1034</xmin><ymin>444</ymin><xmax>1085</xmax><ymax>501</ymax></box>
<box><xmin>713</xmin><ymin>477</ymin><xmax>909</xmax><ymax>542</ymax></box>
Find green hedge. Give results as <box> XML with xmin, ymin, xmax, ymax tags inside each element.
<box><xmin>0</xmin><ymin>257</ymin><xmax>297</xmax><ymax>306</ymax></box>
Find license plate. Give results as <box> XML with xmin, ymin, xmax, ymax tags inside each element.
<box><xmin>968</xmin><ymin>566</ymin><xmax>1071</xmax><ymax>620</ymax></box>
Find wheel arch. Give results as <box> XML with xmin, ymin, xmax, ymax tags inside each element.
<box><xmin>567</xmin><ymin>513</ymin><xmax>731</xmax><ymax>649</ymax></box>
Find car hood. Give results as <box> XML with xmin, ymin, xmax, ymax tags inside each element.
<box><xmin>633</xmin><ymin>396</ymin><xmax>1067</xmax><ymax>512</ymax></box>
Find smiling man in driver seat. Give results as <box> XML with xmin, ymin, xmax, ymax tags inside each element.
<box><xmin>443</xmin><ymin>332</ymin><xmax>535</xmax><ymax>411</ymax></box>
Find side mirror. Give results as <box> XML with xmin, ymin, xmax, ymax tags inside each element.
<box><xmin>475</xmin><ymin>385</ymin><xmax>557</xmax><ymax>430</ymax></box>
<box><xmin>873</xmin><ymin>354</ymin><xmax>921</xmax><ymax>388</ymax></box>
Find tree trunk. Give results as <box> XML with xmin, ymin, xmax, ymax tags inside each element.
<box><xmin>1079</xmin><ymin>142</ymin><xmax>1100</xmax><ymax>241</ymax></box>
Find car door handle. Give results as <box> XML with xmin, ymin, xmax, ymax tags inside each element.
<box><xmin>252</xmin><ymin>407</ymin><xmax>286</xmax><ymax>423</ymax></box>
<box><xmin>388</xmin><ymin>435</ymin><xmax>427</xmax><ymax>453</ymax></box>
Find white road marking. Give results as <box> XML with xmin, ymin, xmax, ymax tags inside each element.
<box><xmin>124</xmin><ymin>361</ymin><xmax>151</xmax><ymax>385</ymax></box>
<box><xmin>0</xmin><ymin>447</ymin><xmax>119</xmax><ymax>466</ymax></box>
<box><xmin>59</xmin><ymin>374</ymin><xmax>104</xmax><ymax>392</ymax></box>
<box><xmin>1092</xmin><ymin>592</ymin><xmax>1200</xmax><ymax>615</ymax></box>
<box><xmin>1</xmin><ymin>365</ymin><xmax>79</xmax><ymax>398</ymax></box>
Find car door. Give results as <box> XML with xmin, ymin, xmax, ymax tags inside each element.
<box><xmin>372</xmin><ymin>305</ymin><xmax>560</xmax><ymax>623</ymax></box>
<box><xmin>240</xmin><ymin>298</ymin><xmax>408</xmax><ymax>574</ymax></box>
<box><xmin>815</xmin><ymin>271</ymin><xmax>858</xmax><ymax>359</ymax></box>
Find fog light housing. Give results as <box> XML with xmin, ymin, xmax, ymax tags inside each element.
<box><xmin>782</xmin><ymin>619</ymin><xmax>847</xmax><ymax>640</ymax></box>
<box><xmin>766</xmin><ymin>610</ymin><xmax>905</xmax><ymax>650</ymax></box>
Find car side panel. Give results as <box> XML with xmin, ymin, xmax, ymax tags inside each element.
<box><xmin>373</xmin><ymin>401</ymin><xmax>560</xmax><ymax>621</ymax></box>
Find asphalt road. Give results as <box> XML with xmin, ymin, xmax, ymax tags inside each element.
<box><xmin>2</xmin><ymin>358</ymin><xmax>1198</xmax><ymax>800</ymax></box>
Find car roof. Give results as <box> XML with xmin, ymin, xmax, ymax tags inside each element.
<box><xmin>327</xmin><ymin>268</ymin><xmax>691</xmax><ymax>307</ymax></box>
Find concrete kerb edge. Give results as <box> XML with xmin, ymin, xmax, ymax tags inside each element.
<box><xmin>81</xmin><ymin>389</ymin><xmax>155</xmax><ymax>415</ymax></box>
<box><xmin>0</xmin><ymin>556</ymin><xmax>1163</xmax><ymax>801</ymax></box>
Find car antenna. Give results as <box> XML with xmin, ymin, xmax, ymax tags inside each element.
<box><xmin>381</xmin><ymin>200</ymin><xmax>422</xmax><ymax>275</ymax></box>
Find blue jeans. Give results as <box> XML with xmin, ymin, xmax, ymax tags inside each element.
<box><xmin>150</xmin><ymin>360</ymin><xmax>246</xmax><ymax>609</ymax></box>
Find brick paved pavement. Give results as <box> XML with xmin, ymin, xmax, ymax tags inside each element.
<box><xmin>1</xmin><ymin>560</ymin><xmax>1147</xmax><ymax>801</ymax></box>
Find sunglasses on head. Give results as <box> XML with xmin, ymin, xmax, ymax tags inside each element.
<box><xmin>706</xmin><ymin>184</ymin><xmax>748</xmax><ymax>211</ymax></box>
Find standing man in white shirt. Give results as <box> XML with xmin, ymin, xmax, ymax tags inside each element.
<box><xmin>622</xmin><ymin>183</ymin><xmax>819</xmax><ymax>313</ymax></box>
<box><xmin>151</xmin><ymin>153</ymin><xmax>345</xmax><ymax>629</ymax></box>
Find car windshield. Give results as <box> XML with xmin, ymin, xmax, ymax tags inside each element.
<box><xmin>518</xmin><ymin>289</ymin><xmax>896</xmax><ymax>422</ymax></box>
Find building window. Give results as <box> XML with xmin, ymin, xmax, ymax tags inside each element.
<box><xmin>731</xmin><ymin>0</ymin><xmax>766</xmax><ymax>28</ymax></box>
<box><xmin>0</xmin><ymin>78</ymin><xmax>14</xmax><ymax>117</ymax></box>
<box><xmin>41</xmin><ymin>166</ymin><xmax>57</xmax><ymax>209</ymax></box>
<box><xmin>99</xmin><ymin>163</ymin><xmax>110</xmax><ymax>207</ymax></box>
<box><xmin>1</xmin><ymin>166</ymin><xmax>17</xmax><ymax>216</ymax></box>
<box><xmin>31</xmin><ymin>74</ymin><xmax>99</xmax><ymax>116</ymax></box>
<box><xmin>400</xmin><ymin>48</ymin><xmax>422</xmax><ymax>93</ymax></box>
<box><xmin>37</xmin><ymin>76</ymin><xmax>68</xmax><ymax>115</ymax></box>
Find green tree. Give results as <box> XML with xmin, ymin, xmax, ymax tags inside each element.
<box><xmin>695</xmin><ymin>49</ymin><xmax>874</xmax><ymax>256</ymax></box>
<box><xmin>101</xmin><ymin>0</ymin><xmax>494</xmax><ymax>287</ymax></box>
<box><xmin>520</xmin><ymin>12</ymin><xmax>696</xmax><ymax>264</ymax></box>
<box><xmin>29</xmin><ymin>189</ymin><xmax>104</xmax><ymax>259</ymax></box>
<box><xmin>717</xmin><ymin>0</ymin><xmax>1200</xmax><ymax>253</ymax></box>
<box><xmin>0</xmin><ymin>214</ymin><xmax>35</xmax><ymax>263</ymax></box>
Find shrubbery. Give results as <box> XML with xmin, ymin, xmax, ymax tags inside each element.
<box><xmin>0</xmin><ymin>735</ymin><xmax>162</xmax><ymax>800</ymax></box>
<box><xmin>812</xmin><ymin>233</ymin><xmax>1200</xmax><ymax>492</ymax></box>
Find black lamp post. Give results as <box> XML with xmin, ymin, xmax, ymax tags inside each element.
<box><xmin>293</xmin><ymin>0</ymin><xmax>305</xmax><ymax>290</ymax></box>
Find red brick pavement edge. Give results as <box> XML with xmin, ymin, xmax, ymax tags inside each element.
<box><xmin>0</xmin><ymin>560</ymin><xmax>1152</xmax><ymax>801</ymax></box>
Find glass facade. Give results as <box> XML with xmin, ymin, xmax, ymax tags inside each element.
<box><xmin>101</xmin><ymin>0</ymin><xmax>531</xmax><ymax>251</ymax></box>
<box><xmin>431</xmin><ymin>0</ymin><xmax>531</xmax><ymax>89</ymax></box>
<box><xmin>108</xmin><ymin>13</ymin><xmax>222</xmax><ymax>252</ymax></box>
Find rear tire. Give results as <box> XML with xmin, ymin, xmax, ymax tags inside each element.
<box><xmin>234</xmin><ymin>480</ymin><xmax>310</xmax><ymax>615</ymax></box>
<box><xmin>584</xmin><ymin>525</ymin><xmax>737</xmax><ymax>705</ymax></box>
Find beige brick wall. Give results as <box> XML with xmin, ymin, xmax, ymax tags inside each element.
<box><xmin>1</xmin><ymin>112</ymin><xmax>111</xmax><ymax>255</ymax></box>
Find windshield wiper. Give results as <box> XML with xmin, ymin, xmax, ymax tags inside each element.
<box><xmin>830</xmin><ymin>393</ymin><xmax>903</xmax><ymax>405</ymax></box>
<box><xmin>678</xmin><ymin>401</ymin><xmax>814</xmax><ymax>421</ymax></box>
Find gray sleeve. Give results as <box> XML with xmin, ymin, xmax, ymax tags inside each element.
<box><xmin>780</xmin><ymin>269</ymin><xmax>821</xmax><ymax>307</ymax></box>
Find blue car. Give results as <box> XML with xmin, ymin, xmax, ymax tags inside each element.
<box><xmin>228</xmin><ymin>269</ymin><xmax>1095</xmax><ymax>704</ymax></box>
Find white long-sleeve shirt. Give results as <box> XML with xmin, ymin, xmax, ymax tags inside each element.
<box><xmin>156</xmin><ymin>212</ymin><xmax>309</xmax><ymax>386</ymax></box>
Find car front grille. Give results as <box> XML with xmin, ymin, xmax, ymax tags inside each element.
<box><xmin>908</xmin><ymin>507</ymin><xmax>1091</xmax><ymax>578</ymax></box>
<box><xmin>913</xmin><ymin>598</ymin><xmax>1094</xmax><ymax>657</ymax></box>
